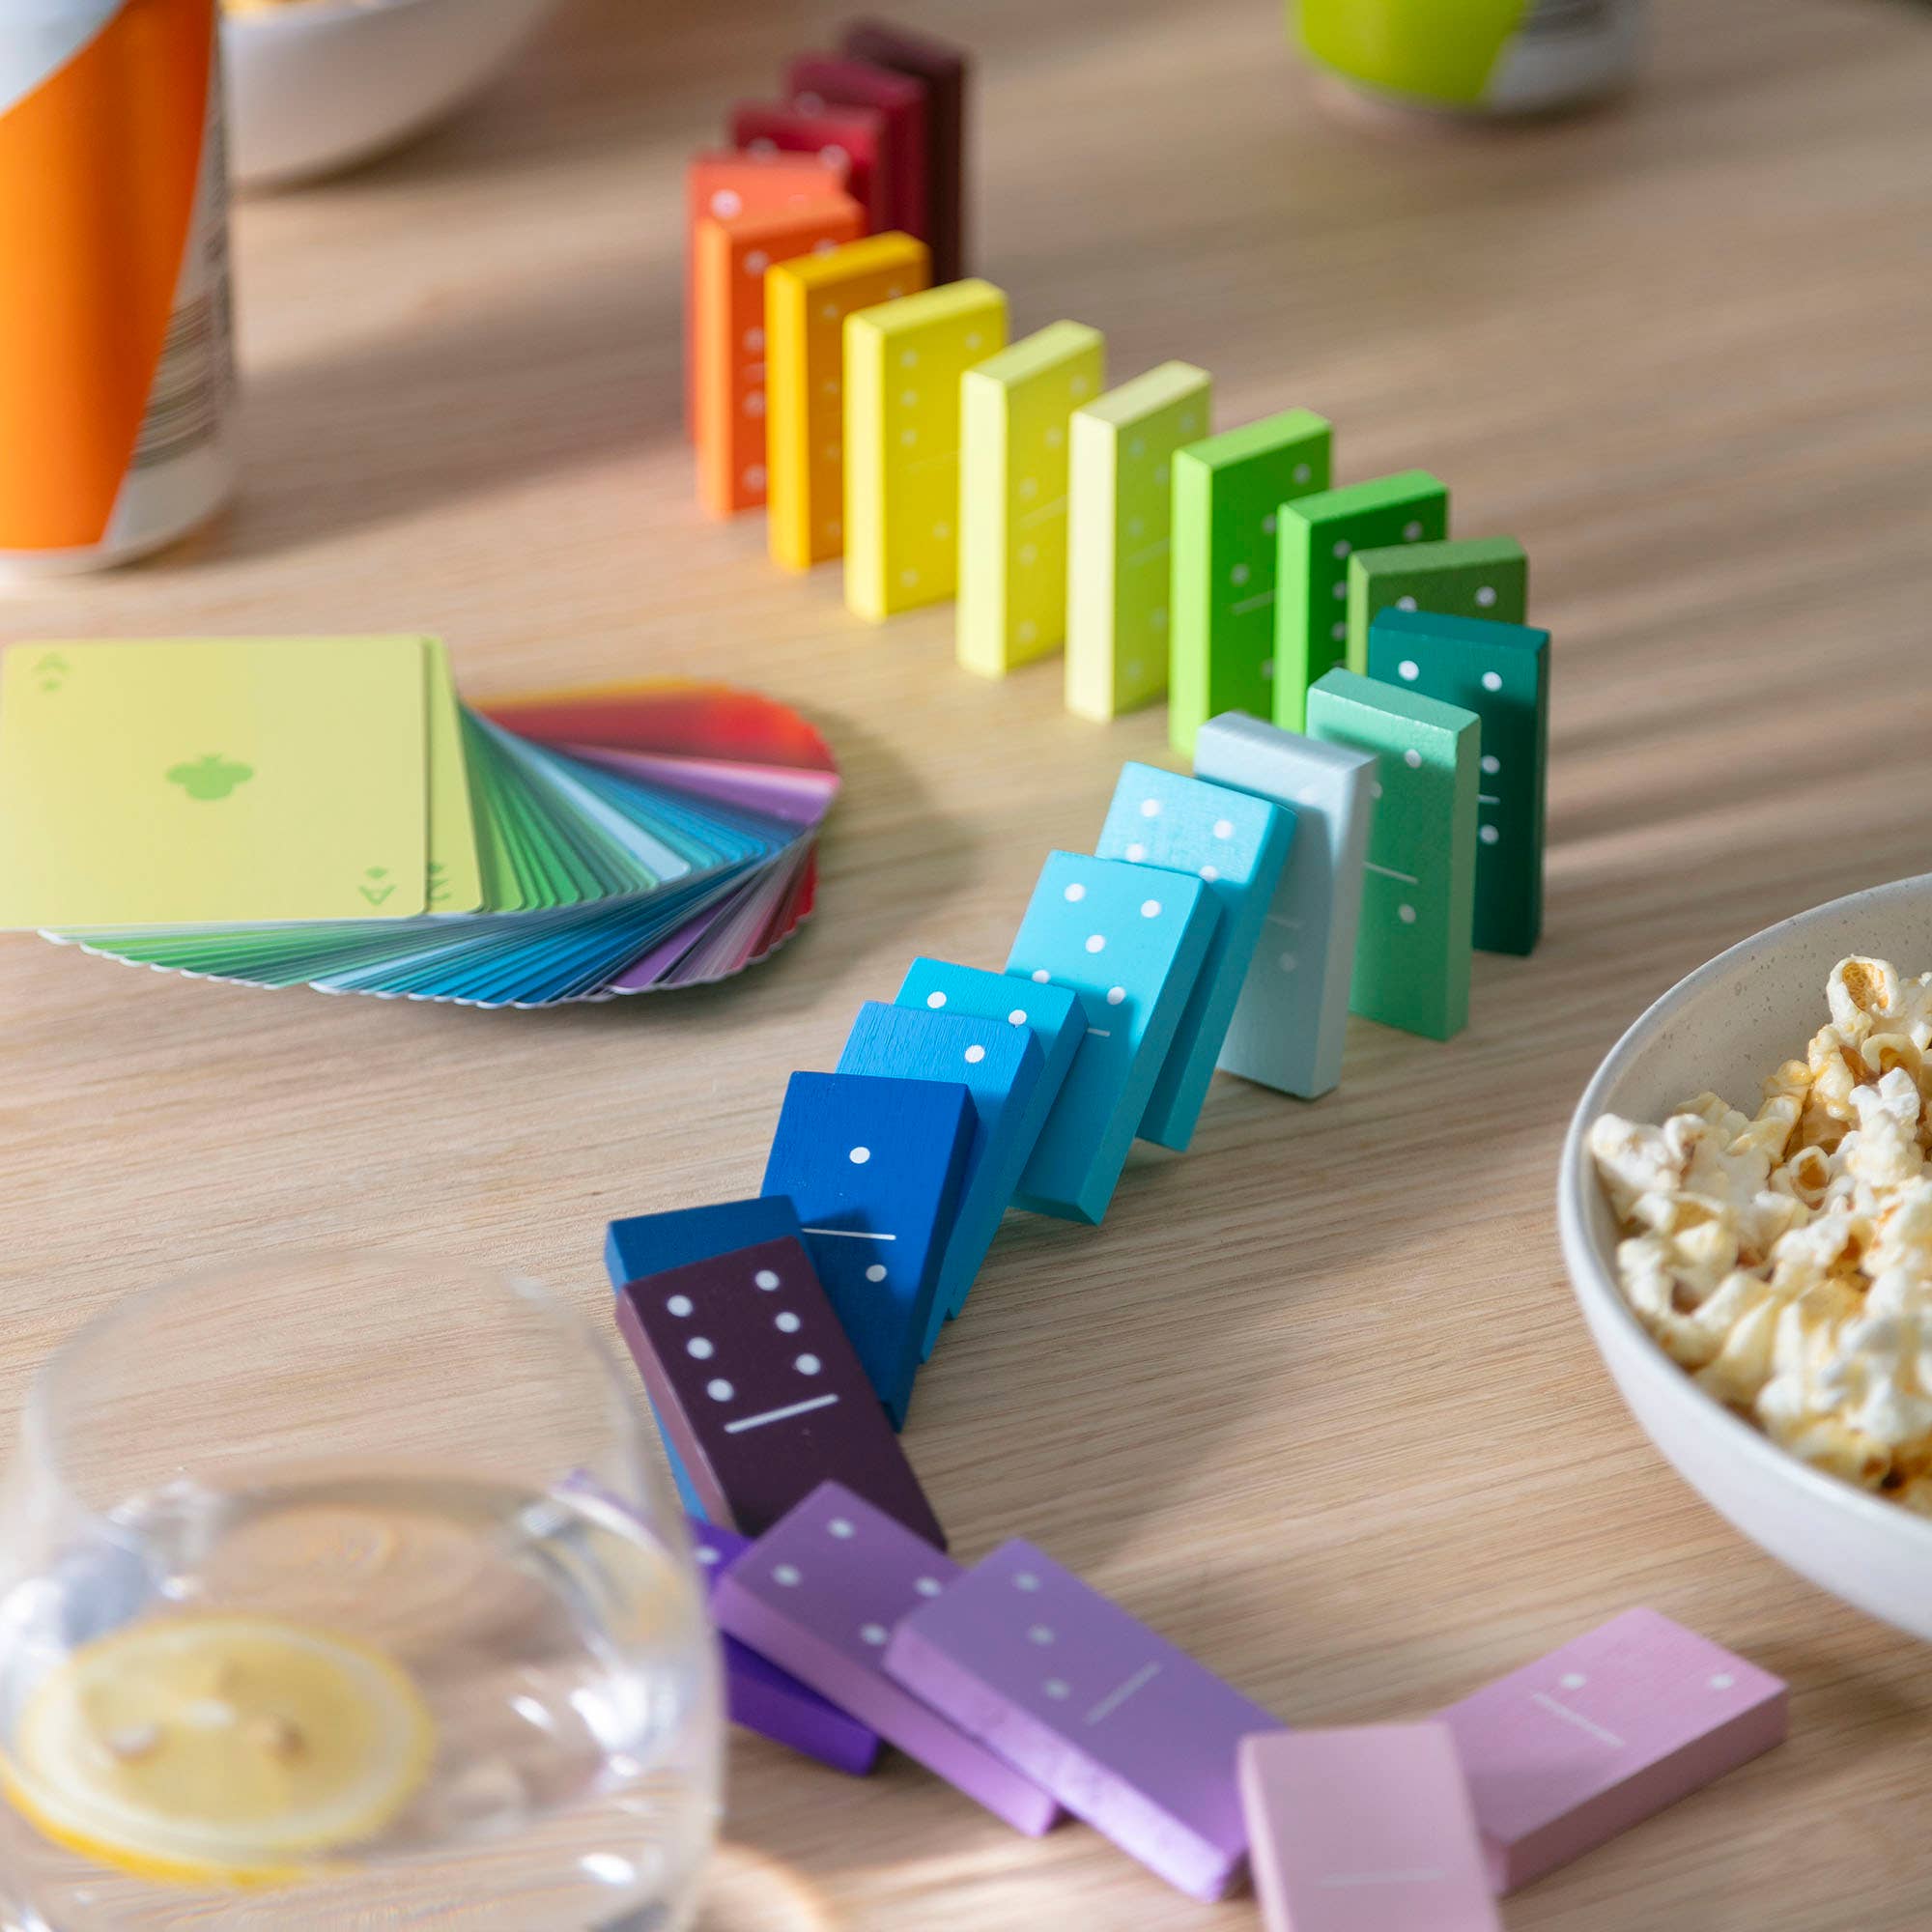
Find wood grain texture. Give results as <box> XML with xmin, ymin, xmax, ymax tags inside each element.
<box><xmin>0</xmin><ymin>0</ymin><xmax>1929</xmax><ymax>1926</ymax></box>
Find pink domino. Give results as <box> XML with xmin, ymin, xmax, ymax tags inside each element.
<box><xmin>1238</xmin><ymin>1724</ymin><xmax>1498</xmax><ymax>1932</ymax></box>
<box><xmin>1439</xmin><ymin>1607</ymin><xmax>1788</xmax><ymax>1893</ymax></box>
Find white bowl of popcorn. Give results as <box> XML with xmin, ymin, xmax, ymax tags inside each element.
<box><xmin>1559</xmin><ymin>874</ymin><xmax>1932</xmax><ymax>1641</ymax></box>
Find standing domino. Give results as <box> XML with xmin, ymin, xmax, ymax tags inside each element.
<box><xmin>1192</xmin><ymin>712</ymin><xmax>1377</xmax><ymax>1101</ymax></box>
<box><xmin>760</xmin><ymin>1070</ymin><xmax>975</xmax><ymax>1427</ymax></box>
<box><xmin>1005</xmin><ymin>853</ymin><xmax>1216</xmax><ymax>1223</ymax></box>
<box><xmin>1343</xmin><ymin>535</ymin><xmax>1527</xmax><ymax>674</ymax></box>
<box><xmin>1367</xmin><ymin>608</ymin><xmax>1549</xmax><ymax>956</ymax></box>
<box><xmin>894</xmin><ymin>955</ymin><xmax>1086</xmax><ymax>1289</ymax></box>
<box><xmin>691</xmin><ymin>1516</ymin><xmax>882</xmax><ymax>1776</ymax></box>
<box><xmin>1306</xmin><ymin>668</ymin><xmax>1478</xmax><ymax>1042</ymax></box>
<box><xmin>1094</xmin><ymin>763</ymin><xmax>1293</xmax><ymax>1150</ymax></box>
<box><xmin>885</xmin><ymin>1537</ymin><xmax>1286</xmax><ymax>1899</ymax></box>
<box><xmin>844</xmin><ymin>280</ymin><xmax>1009</xmax><ymax>620</ymax></box>
<box><xmin>841</xmin><ymin>20</ymin><xmax>969</xmax><ymax>281</ymax></box>
<box><xmin>1169</xmin><ymin>410</ymin><xmax>1333</xmax><ymax>757</ymax></box>
<box><xmin>1439</xmin><ymin>1607</ymin><xmax>1787</xmax><ymax>1894</ymax></box>
<box><xmin>785</xmin><ymin>54</ymin><xmax>929</xmax><ymax>238</ymax></box>
<box><xmin>958</xmin><ymin>322</ymin><xmax>1107</xmax><ymax>678</ymax></box>
<box><xmin>712</xmin><ymin>1483</ymin><xmax>1063</xmax><ymax>1834</ymax></box>
<box><xmin>1065</xmin><ymin>360</ymin><xmax>1212</xmax><ymax>721</ymax></box>
<box><xmin>838</xmin><ymin>1000</ymin><xmax>1049</xmax><ymax>1357</ymax></box>
<box><xmin>730</xmin><ymin>99</ymin><xmax>892</xmax><ymax>228</ymax></box>
<box><xmin>1273</xmin><ymin>470</ymin><xmax>1449</xmax><ymax>732</ymax></box>
<box><xmin>613</xmin><ymin>1235</ymin><xmax>946</xmax><ymax>1545</ymax></box>
<box><xmin>1238</xmin><ymin>1725</ymin><xmax>1499</xmax><ymax>1932</ymax></box>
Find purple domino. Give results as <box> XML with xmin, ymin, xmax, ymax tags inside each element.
<box><xmin>884</xmin><ymin>1538</ymin><xmax>1286</xmax><ymax>1899</ymax></box>
<box><xmin>709</xmin><ymin>1483</ymin><xmax>1062</xmax><ymax>1835</ymax></box>
<box><xmin>1438</xmin><ymin>1606</ymin><xmax>1788</xmax><ymax>1893</ymax></box>
<box><xmin>1238</xmin><ymin>1724</ymin><xmax>1498</xmax><ymax>1932</ymax></box>
<box><xmin>692</xmin><ymin>1517</ymin><xmax>880</xmax><ymax>1776</ymax></box>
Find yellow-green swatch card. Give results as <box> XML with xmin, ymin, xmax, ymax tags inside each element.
<box><xmin>0</xmin><ymin>638</ymin><xmax>429</xmax><ymax>926</ymax></box>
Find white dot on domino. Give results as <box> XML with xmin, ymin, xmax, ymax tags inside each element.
<box><xmin>795</xmin><ymin>1354</ymin><xmax>821</xmax><ymax>1376</ymax></box>
<box><xmin>1398</xmin><ymin>660</ymin><xmax>1419</xmax><ymax>681</ymax></box>
<box><xmin>1044</xmin><ymin>1678</ymin><xmax>1069</xmax><ymax>1700</ymax></box>
<box><xmin>1477</xmin><ymin>584</ymin><xmax>1498</xmax><ymax>607</ymax></box>
<box><xmin>829</xmin><ymin>1518</ymin><xmax>855</xmax><ymax>1539</ymax></box>
<box><xmin>744</xmin><ymin>466</ymin><xmax>765</xmax><ymax>491</ymax></box>
<box><xmin>744</xmin><ymin>392</ymin><xmax>765</xmax><ymax>417</ymax></box>
<box><xmin>1331</xmin><ymin>581</ymin><xmax>1347</xmax><ymax>601</ymax></box>
<box><xmin>860</xmin><ymin>1623</ymin><xmax>889</xmax><ymax>1646</ymax></box>
<box><xmin>776</xmin><ymin>1311</ymin><xmax>801</xmax><ymax>1333</ymax></box>
<box><xmin>1404</xmin><ymin>520</ymin><xmax>1423</xmax><ymax>540</ymax></box>
<box><xmin>1481</xmin><ymin>825</ymin><xmax>1500</xmax><ymax>844</ymax></box>
<box><xmin>1212</xmin><ymin>819</ymin><xmax>1234</xmax><ymax>839</ymax></box>
<box><xmin>1330</xmin><ymin>622</ymin><xmax>1347</xmax><ymax>641</ymax></box>
<box><xmin>1263</xmin><ymin>512</ymin><xmax>1276</xmax><ymax>534</ymax></box>
<box><xmin>687</xmin><ymin>1337</ymin><xmax>714</xmax><ymax>1360</ymax></box>
<box><xmin>1482</xmin><ymin>754</ymin><xmax>1500</xmax><ymax>775</ymax></box>
<box><xmin>1293</xmin><ymin>463</ymin><xmax>1311</xmax><ymax>483</ymax></box>
<box><xmin>1013</xmin><ymin>1573</ymin><xmax>1040</xmax><ymax>1592</ymax></box>
<box><xmin>1710</xmin><ymin>1673</ymin><xmax>1735</xmax><ymax>1690</ymax></box>
<box><xmin>1333</xmin><ymin>540</ymin><xmax>1350</xmax><ymax>560</ymax></box>
<box><xmin>1232</xmin><ymin>564</ymin><xmax>1250</xmax><ymax>586</ymax></box>
<box><xmin>1140</xmin><ymin>797</ymin><xmax>1161</xmax><ymax>818</ymax></box>
<box><xmin>866</xmin><ymin>1263</ymin><xmax>887</xmax><ymax>1283</ymax></box>
<box><xmin>1560</xmin><ymin>1673</ymin><xmax>1587</xmax><ymax>1690</ymax></box>
<box><xmin>744</xmin><ymin>250</ymin><xmax>769</xmax><ymax>275</ymax></box>
<box><xmin>667</xmin><ymin>1294</ymin><xmax>693</xmax><ymax>1317</ymax></box>
<box><xmin>774</xmin><ymin>1564</ymin><xmax>802</xmax><ymax>1586</ymax></box>
<box><xmin>849</xmin><ymin>1146</ymin><xmax>871</xmax><ymax>1165</ymax></box>
<box><xmin>1017</xmin><ymin>621</ymin><xmax>1037</xmax><ymax>645</ymax></box>
<box><xmin>820</xmin><ymin>144</ymin><xmax>847</xmax><ymax>169</ymax></box>
<box><xmin>1031</xmin><ymin>968</ymin><xmax>1049</xmax><ymax>983</ymax></box>
<box><xmin>1278</xmin><ymin>952</ymin><xmax>1297</xmax><ymax>972</ymax></box>
<box><xmin>1028</xmin><ymin>1625</ymin><xmax>1055</xmax><ymax>1646</ymax></box>
<box><xmin>754</xmin><ymin>1269</ymin><xmax>780</xmax><ymax>1291</ymax></box>
<box><xmin>964</xmin><ymin>1044</ymin><xmax>986</xmax><ymax>1064</ymax></box>
<box><xmin>1404</xmin><ymin>749</ymin><xmax>1422</xmax><ymax>768</ymax></box>
<box><xmin>1399</xmin><ymin>904</ymin><xmax>1416</xmax><ymax>923</ymax></box>
<box><xmin>1483</xmin><ymin>670</ymin><xmax>1503</xmax><ymax>691</ymax></box>
<box><xmin>1084</xmin><ymin>934</ymin><xmax>1106</xmax><ymax>953</ymax></box>
<box><xmin>901</xmin><ymin>350</ymin><xmax>918</xmax><ymax>368</ymax></box>
<box><xmin>1124</xmin><ymin>841</ymin><xmax>1147</xmax><ymax>863</ymax></box>
<box><xmin>696</xmin><ymin>1545</ymin><xmax>721</xmax><ymax>1566</ymax></box>
<box><xmin>711</xmin><ymin>188</ymin><xmax>742</xmax><ymax>217</ymax></box>
<box><xmin>707</xmin><ymin>1378</ymin><xmax>734</xmax><ymax>1402</ymax></box>
<box><xmin>1064</xmin><ymin>882</ymin><xmax>1087</xmax><ymax>902</ymax></box>
<box><xmin>743</xmin><ymin>327</ymin><xmax>764</xmax><ymax>351</ymax></box>
<box><xmin>1106</xmin><ymin>986</ymin><xmax>1124</xmax><ymax>1005</ymax></box>
<box><xmin>1009</xmin><ymin>1008</ymin><xmax>1028</xmax><ymax>1025</ymax></box>
<box><xmin>926</xmin><ymin>990</ymin><xmax>947</xmax><ymax>1009</ymax></box>
<box><xmin>915</xmin><ymin>1577</ymin><xmax>944</xmax><ymax>1598</ymax></box>
<box><xmin>1140</xmin><ymin>900</ymin><xmax>1161</xmax><ymax>919</ymax></box>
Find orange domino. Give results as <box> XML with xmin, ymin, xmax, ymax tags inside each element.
<box><xmin>695</xmin><ymin>197</ymin><xmax>864</xmax><ymax>520</ymax></box>
<box><xmin>683</xmin><ymin>150</ymin><xmax>850</xmax><ymax>445</ymax></box>
<box><xmin>766</xmin><ymin>232</ymin><xmax>930</xmax><ymax>572</ymax></box>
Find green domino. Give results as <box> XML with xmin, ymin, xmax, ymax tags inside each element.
<box><xmin>1273</xmin><ymin>470</ymin><xmax>1449</xmax><ymax>734</ymax></box>
<box><xmin>1306</xmin><ymin>667</ymin><xmax>1478</xmax><ymax>1041</ymax></box>
<box><xmin>1367</xmin><ymin>607</ymin><xmax>1548</xmax><ymax>958</ymax></box>
<box><xmin>1168</xmin><ymin>409</ymin><xmax>1332</xmax><ymax>758</ymax></box>
<box><xmin>1344</xmin><ymin>535</ymin><xmax>1527</xmax><ymax>674</ymax></box>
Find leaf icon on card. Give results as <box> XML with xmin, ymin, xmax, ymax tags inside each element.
<box><xmin>167</xmin><ymin>754</ymin><xmax>254</xmax><ymax>802</ymax></box>
<box><xmin>358</xmin><ymin>865</ymin><xmax>395</xmax><ymax>907</ymax></box>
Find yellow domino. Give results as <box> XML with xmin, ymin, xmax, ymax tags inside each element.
<box><xmin>767</xmin><ymin>233</ymin><xmax>931</xmax><ymax>573</ymax></box>
<box><xmin>957</xmin><ymin>322</ymin><xmax>1106</xmax><ymax>679</ymax></box>
<box><xmin>843</xmin><ymin>279</ymin><xmax>1008</xmax><ymax>623</ymax></box>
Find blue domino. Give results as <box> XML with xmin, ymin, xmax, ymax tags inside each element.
<box><xmin>1004</xmin><ymin>853</ymin><xmax>1217</xmax><ymax>1224</ymax></box>
<box><xmin>602</xmin><ymin>1194</ymin><xmax>807</xmax><ymax>1517</ymax></box>
<box><xmin>838</xmin><ymin>1002</ymin><xmax>1049</xmax><ymax>1360</ymax></box>
<box><xmin>760</xmin><ymin>1070</ymin><xmax>976</xmax><ymax>1428</ymax></box>
<box><xmin>895</xmin><ymin>956</ymin><xmax>1087</xmax><ymax>1295</ymax></box>
<box><xmin>1094</xmin><ymin>762</ymin><xmax>1293</xmax><ymax>1151</ymax></box>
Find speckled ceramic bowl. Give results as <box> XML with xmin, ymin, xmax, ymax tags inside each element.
<box><xmin>1558</xmin><ymin>875</ymin><xmax>1932</xmax><ymax>1639</ymax></box>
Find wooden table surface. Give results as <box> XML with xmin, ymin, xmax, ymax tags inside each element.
<box><xmin>4</xmin><ymin>0</ymin><xmax>1931</xmax><ymax>1924</ymax></box>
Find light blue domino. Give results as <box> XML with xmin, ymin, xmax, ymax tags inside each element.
<box><xmin>895</xmin><ymin>958</ymin><xmax>1086</xmax><ymax>1285</ymax></box>
<box><xmin>1192</xmin><ymin>711</ymin><xmax>1378</xmax><ymax>1101</ymax></box>
<box><xmin>1004</xmin><ymin>852</ymin><xmax>1216</xmax><ymax>1225</ymax></box>
<box><xmin>838</xmin><ymin>1001</ymin><xmax>1047</xmax><ymax>1359</ymax></box>
<box><xmin>1094</xmin><ymin>761</ymin><xmax>1293</xmax><ymax>1151</ymax></box>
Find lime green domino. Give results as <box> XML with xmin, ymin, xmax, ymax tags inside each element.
<box><xmin>957</xmin><ymin>321</ymin><xmax>1106</xmax><ymax>679</ymax></box>
<box><xmin>1065</xmin><ymin>361</ymin><xmax>1211</xmax><ymax>721</ymax></box>
<box><xmin>1168</xmin><ymin>409</ymin><xmax>1332</xmax><ymax>758</ymax></box>
<box><xmin>1273</xmin><ymin>470</ymin><xmax>1449</xmax><ymax>734</ymax></box>
<box><xmin>1306</xmin><ymin>667</ymin><xmax>1478</xmax><ymax>1042</ymax></box>
<box><xmin>1344</xmin><ymin>535</ymin><xmax>1526</xmax><ymax>675</ymax></box>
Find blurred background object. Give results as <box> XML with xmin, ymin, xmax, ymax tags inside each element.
<box><xmin>223</xmin><ymin>0</ymin><xmax>557</xmax><ymax>188</ymax></box>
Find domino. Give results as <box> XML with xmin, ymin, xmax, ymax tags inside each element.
<box><xmin>1306</xmin><ymin>668</ymin><xmax>1478</xmax><ymax>1042</ymax></box>
<box><xmin>767</xmin><ymin>232</ymin><xmax>931</xmax><ymax>571</ymax></box>
<box><xmin>694</xmin><ymin>196</ymin><xmax>864</xmax><ymax>518</ymax></box>
<box><xmin>838</xmin><ymin>1001</ymin><xmax>1050</xmax><ymax>1357</ymax></box>
<box><xmin>1005</xmin><ymin>853</ymin><xmax>1216</xmax><ymax>1224</ymax></box>
<box><xmin>1343</xmin><ymin>535</ymin><xmax>1527</xmax><ymax>675</ymax></box>
<box><xmin>1272</xmin><ymin>469</ymin><xmax>1449</xmax><ymax>733</ymax></box>
<box><xmin>957</xmin><ymin>321</ymin><xmax>1107</xmax><ymax>678</ymax></box>
<box><xmin>843</xmin><ymin>279</ymin><xmax>1008</xmax><ymax>620</ymax></box>
<box><xmin>691</xmin><ymin>1516</ymin><xmax>882</xmax><ymax>1776</ymax></box>
<box><xmin>613</xmin><ymin>1235</ymin><xmax>946</xmax><ymax>1546</ymax></box>
<box><xmin>1439</xmin><ymin>1607</ymin><xmax>1787</xmax><ymax>1894</ymax></box>
<box><xmin>730</xmin><ymin>99</ymin><xmax>892</xmax><ymax>228</ymax></box>
<box><xmin>893</xmin><ymin>955</ymin><xmax>1086</xmax><ymax>1294</ymax></box>
<box><xmin>685</xmin><ymin>149</ymin><xmax>849</xmax><ymax>443</ymax></box>
<box><xmin>841</xmin><ymin>18</ymin><xmax>969</xmax><ymax>281</ymax></box>
<box><xmin>1169</xmin><ymin>410</ymin><xmax>1333</xmax><ymax>757</ymax></box>
<box><xmin>760</xmin><ymin>1069</ymin><xmax>975</xmax><ymax>1426</ymax></box>
<box><xmin>1094</xmin><ymin>763</ymin><xmax>1293</xmax><ymax>1150</ymax></box>
<box><xmin>711</xmin><ymin>1483</ymin><xmax>1063</xmax><ymax>1834</ymax></box>
<box><xmin>1238</xmin><ymin>1725</ymin><xmax>1499</xmax><ymax>1932</ymax></box>
<box><xmin>1065</xmin><ymin>360</ymin><xmax>1212</xmax><ymax>721</ymax></box>
<box><xmin>1367</xmin><ymin>608</ymin><xmax>1549</xmax><ymax>957</ymax></box>
<box><xmin>787</xmin><ymin>53</ymin><xmax>929</xmax><ymax>239</ymax></box>
<box><xmin>885</xmin><ymin>1537</ymin><xmax>1285</xmax><ymax>1899</ymax></box>
<box><xmin>1192</xmin><ymin>714</ymin><xmax>1377</xmax><ymax>1101</ymax></box>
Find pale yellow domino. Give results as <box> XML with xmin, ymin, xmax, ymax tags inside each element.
<box><xmin>957</xmin><ymin>322</ymin><xmax>1106</xmax><ymax>679</ymax></box>
<box><xmin>767</xmin><ymin>233</ymin><xmax>931</xmax><ymax>573</ymax></box>
<box><xmin>843</xmin><ymin>279</ymin><xmax>1008</xmax><ymax>623</ymax></box>
<box><xmin>1065</xmin><ymin>360</ymin><xmax>1211</xmax><ymax>720</ymax></box>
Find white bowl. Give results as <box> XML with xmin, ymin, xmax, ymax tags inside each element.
<box><xmin>223</xmin><ymin>0</ymin><xmax>556</xmax><ymax>189</ymax></box>
<box><xmin>1558</xmin><ymin>873</ymin><xmax>1932</xmax><ymax>1640</ymax></box>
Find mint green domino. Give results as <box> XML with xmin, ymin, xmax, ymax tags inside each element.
<box><xmin>1273</xmin><ymin>470</ymin><xmax>1448</xmax><ymax>734</ymax></box>
<box><xmin>1305</xmin><ymin>668</ymin><xmax>1478</xmax><ymax>1042</ymax></box>
<box><xmin>1344</xmin><ymin>535</ymin><xmax>1526</xmax><ymax>675</ymax></box>
<box><xmin>1168</xmin><ymin>409</ymin><xmax>1332</xmax><ymax>759</ymax></box>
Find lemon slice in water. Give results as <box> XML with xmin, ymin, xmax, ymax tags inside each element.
<box><xmin>1</xmin><ymin>1613</ymin><xmax>436</xmax><ymax>1889</ymax></box>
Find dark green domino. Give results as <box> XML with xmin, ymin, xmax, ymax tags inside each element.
<box><xmin>1344</xmin><ymin>535</ymin><xmax>1527</xmax><ymax>675</ymax></box>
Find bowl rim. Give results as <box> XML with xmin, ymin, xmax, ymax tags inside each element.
<box><xmin>1555</xmin><ymin>868</ymin><xmax>1932</xmax><ymax>1558</ymax></box>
